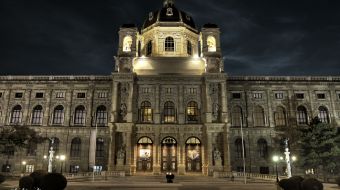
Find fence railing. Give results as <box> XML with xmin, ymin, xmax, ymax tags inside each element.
<box><xmin>64</xmin><ymin>171</ymin><xmax>125</xmax><ymax>179</ymax></box>
<box><xmin>213</xmin><ymin>171</ymin><xmax>278</xmax><ymax>181</ymax></box>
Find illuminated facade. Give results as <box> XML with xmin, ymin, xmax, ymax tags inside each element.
<box><xmin>1</xmin><ymin>0</ymin><xmax>340</xmax><ymax>176</ymax></box>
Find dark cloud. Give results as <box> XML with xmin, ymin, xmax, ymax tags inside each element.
<box><xmin>0</xmin><ymin>0</ymin><xmax>340</xmax><ymax>75</ymax></box>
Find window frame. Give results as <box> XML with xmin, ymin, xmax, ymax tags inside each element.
<box><xmin>164</xmin><ymin>37</ymin><xmax>175</xmax><ymax>52</ymax></box>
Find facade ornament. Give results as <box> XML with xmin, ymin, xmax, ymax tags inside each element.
<box><xmin>117</xmin><ymin>145</ymin><xmax>126</xmax><ymax>160</ymax></box>
<box><xmin>213</xmin><ymin>148</ymin><xmax>221</xmax><ymax>161</ymax></box>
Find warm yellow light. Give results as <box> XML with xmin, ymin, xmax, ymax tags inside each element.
<box><xmin>292</xmin><ymin>156</ymin><xmax>297</xmax><ymax>161</ymax></box>
<box><xmin>280</xmin><ymin>156</ymin><xmax>284</xmax><ymax>160</ymax></box>
<box><xmin>272</xmin><ymin>155</ymin><xmax>279</xmax><ymax>162</ymax></box>
<box><xmin>43</xmin><ymin>155</ymin><xmax>47</xmax><ymax>159</ymax></box>
<box><xmin>56</xmin><ymin>155</ymin><xmax>60</xmax><ymax>159</ymax></box>
<box><xmin>22</xmin><ymin>161</ymin><xmax>27</xmax><ymax>165</ymax></box>
<box><xmin>60</xmin><ymin>155</ymin><xmax>66</xmax><ymax>161</ymax></box>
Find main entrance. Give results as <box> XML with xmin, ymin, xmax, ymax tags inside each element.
<box><xmin>137</xmin><ymin>137</ymin><xmax>153</xmax><ymax>172</ymax></box>
<box><xmin>161</xmin><ymin>137</ymin><xmax>177</xmax><ymax>172</ymax></box>
<box><xmin>186</xmin><ymin>137</ymin><xmax>202</xmax><ymax>172</ymax></box>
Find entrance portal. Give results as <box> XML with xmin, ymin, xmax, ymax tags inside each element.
<box><xmin>137</xmin><ymin>137</ymin><xmax>153</xmax><ymax>172</ymax></box>
<box><xmin>161</xmin><ymin>137</ymin><xmax>177</xmax><ymax>172</ymax></box>
<box><xmin>185</xmin><ymin>137</ymin><xmax>202</xmax><ymax>172</ymax></box>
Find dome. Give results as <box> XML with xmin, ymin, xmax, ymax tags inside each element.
<box><xmin>142</xmin><ymin>0</ymin><xmax>196</xmax><ymax>31</ymax></box>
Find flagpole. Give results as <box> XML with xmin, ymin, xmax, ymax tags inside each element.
<box><xmin>240</xmin><ymin>116</ymin><xmax>247</xmax><ymax>184</ymax></box>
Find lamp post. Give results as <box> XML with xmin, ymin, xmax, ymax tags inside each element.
<box><xmin>273</xmin><ymin>155</ymin><xmax>279</xmax><ymax>183</ymax></box>
<box><xmin>60</xmin><ymin>155</ymin><xmax>66</xmax><ymax>174</ymax></box>
<box><xmin>21</xmin><ymin>161</ymin><xmax>27</xmax><ymax>175</ymax></box>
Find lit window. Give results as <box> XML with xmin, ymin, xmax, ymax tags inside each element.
<box><xmin>318</xmin><ymin>106</ymin><xmax>329</xmax><ymax>123</ymax></box>
<box><xmin>296</xmin><ymin>106</ymin><xmax>308</xmax><ymax>125</ymax></box>
<box><xmin>275</xmin><ymin>93</ymin><xmax>284</xmax><ymax>99</ymax></box>
<box><xmin>140</xmin><ymin>101</ymin><xmax>152</xmax><ymax>123</ymax></box>
<box><xmin>96</xmin><ymin>106</ymin><xmax>107</xmax><ymax>126</ymax></box>
<box><xmin>123</xmin><ymin>36</ymin><xmax>133</xmax><ymax>52</ymax></box>
<box><xmin>10</xmin><ymin>105</ymin><xmax>22</xmax><ymax>124</ymax></box>
<box><xmin>56</xmin><ymin>92</ymin><xmax>65</xmax><ymax>99</ymax></box>
<box><xmin>253</xmin><ymin>93</ymin><xmax>263</xmax><ymax>99</ymax></box>
<box><xmin>146</xmin><ymin>41</ymin><xmax>152</xmax><ymax>56</ymax></box>
<box><xmin>187</xmin><ymin>41</ymin><xmax>192</xmax><ymax>55</ymax></box>
<box><xmin>207</xmin><ymin>36</ymin><xmax>216</xmax><ymax>52</ymax></box>
<box><xmin>186</xmin><ymin>101</ymin><xmax>199</xmax><ymax>123</ymax></box>
<box><xmin>74</xmin><ymin>106</ymin><xmax>86</xmax><ymax>125</ymax></box>
<box><xmin>165</xmin><ymin>37</ymin><xmax>174</xmax><ymax>52</ymax></box>
<box><xmin>52</xmin><ymin>105</ymin><xmax>64</xmax><ymax>125</ymax></box>
<box><xmin>31</xmin><ymin>105</ymin><xmax>43</xmax><ymax>125</ymax></box>
<box><xmin>70</xmin><ymin>165</ymin><xmax>80</xmax><ymax>173</ymax></box>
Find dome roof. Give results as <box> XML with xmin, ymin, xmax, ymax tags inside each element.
<box><xmin>142</xmin><ymin>0</ymin><xmax>196</xmax><ymax>31</ymax></box>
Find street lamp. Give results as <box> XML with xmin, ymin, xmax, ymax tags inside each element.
<box><xmin>60</xmin><ymin>155</ymin><xmax>66</xmax><ymax>174</ymax></box>
<box><xmin>21</xmin><ymin>161</ymin><xmax>27</xmax><ymax>175</ymax></box>
<box><xmin>272</xmin><ymin>155</ymin><xmax>279</xmax><ymax>183</ymax></box>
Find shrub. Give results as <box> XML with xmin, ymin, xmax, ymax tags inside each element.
<box><xmin>19</xmin><ymin>176</ymin><xmax>34</xmax><ymax>190</ymax></box>
<box><xmin>0</xmin><ymin>174</ymin><xmax>5</xmax><ymax>184</ymax></box>
<box><xmin>41</xmin><ymin>173</ymin><xmax>67</xmax><ymax>190</ymax></box>
<box><xmin>29</xmin><ymin>170</ymin><xmax>47</xmax><ymax>190</ymax></box>
<box><xmin>335</xmin><ymin>177</ymin><xmax>340</xmax><ymax>187</ymax></box>
<box><xmin>300</xmin><ymin>178</ymin><xmax>323</xmax><ymax>190</ymax></box>
<box><xmin>278</xmin><ymin>177</ymin><xmax>304</xmax><ymax>190</ymax></box>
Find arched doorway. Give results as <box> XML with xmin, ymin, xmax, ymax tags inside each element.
<box><xmin>185</xmin><ymin>137</ymin><xmax>202</xmax><ymax>172</ymax></box>
<box><xmin>161</xmin><ymin>137</ymin><xmax>177</xmax><ymax>172</ymax></box>
<box><xmin>137</xmin><ymin>137</ymin><xmax>153</xmax><ymax>172</ymax></box>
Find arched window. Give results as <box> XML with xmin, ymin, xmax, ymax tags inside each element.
<box><xmin>32</xmin><ymin>105</ymin><xmax>43</xmax><ymax>125</ymax></box>
<box><xmin>96</xmin><ymin>106</ymin><xmax>107</xmax><ymax>126</ymax></box>
<box><xmin>123</xmin><ymin>36</ymin><xmax>133</xmax><ymax>52</ymax></box>
<box><xmin>27</xmin><ymin>140</ymin><xmax>37</xmax><ymax>156</ymax></box>
<box><xmin>163</xmin><ymin>101</ymin><xmax>176</xmax><ymax>123</ymax></box>
<box><xmin>70</xmin><ymin>138</ymin><xmax>81</xmax><ymax>158</ymax></box>
<box><xmin>49</xmin><ymin>138</ymin><xmax>60</xmax><ymax>154</ymax></box>
<box><xmin>146</xmin><ymin>40</ymin><xmax>152</xmax><ymax>56</ymax></box>
<box><xmin>253</xmin><ymin>106</ymin><xmax>265</xmax><ymax>127</ymax></box>
<box><xmin>231</xmin><ymin>106</ymin><xmax>243</xmax><ymax>127</ymax></box>
<box><xmin>140</xmin><ymin>101</ymin><xmax>152</xmax><ymax>123</ymax></box>
<box><xmin>96</xmin><ymin>138</ymin><xmax>105</xmax><ymax>158</ymax></box>
<box><xmin>74</xmin><ymin>105</ymin><xmax>86</xmax><ymax>125</ymax></box>
<box><xmin>52</xmin><ymin>105</ymin><xmax>64</xmax><ymax>125</ymax></box>
<box><xmin>318</xmin><ymin>106</ymin><xmax>329</xmax><ymax>123</ymax></box>
<box><xmin>165</xmin><ymin>37</ymin><xmax>175</xmax><ymax>52</ymax></box>
<box><xmin>297</xmin><ymin>106</ymin><xmax>308</xmax><ymax>125</ymax></box>
<box><xmin>185</xmin><ymin>137</ymin><xmax>201</xmax><ymax>172</ymax></box>
<box><xmin>186</xmin><ymin>101</ymin><xmax>199</xmax><ymax>123</ymax></box>
<box><xmin>274</xmin><ymin>106</ymin><xmax>286</xmax><ymax>127</ymax></box>
<box><xmin>257</xmin><ymin>139</ymin><xmax>268</xmax><ymax>159</ymax></box>
<box><xmin>10</xmin><ymin>105</ymin><xmax>22</xmax><ymax>124</ymax></box>
<box><xmin>235</xmin><ymin>138</ymin><xmax>246</xmax><ymax>158</ymax></box>
<box><xmin>207</xmin><ymin>36</ymin><xmax>216</xmax><ymax>52</ymax></box>
<box><xmin>187</xmin><ymin>40</ymin><xmax>192</xmax><ymax>55</ymax></box>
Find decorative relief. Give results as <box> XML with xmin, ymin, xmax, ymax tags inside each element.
<box><xmin>114</xmin><ymin>57</ymin><xmax>133</xmax><ymax>73</ymax></box>
<box><xmin>118</xmin><ymin>83</ymin><xmax>130</xmax><ymax>121</ymax></box>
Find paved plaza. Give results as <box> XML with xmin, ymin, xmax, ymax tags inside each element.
<box><xmin>1</xmin><ymin>175</ymin><xmax>339</xmax><ymax>190</ymax></box>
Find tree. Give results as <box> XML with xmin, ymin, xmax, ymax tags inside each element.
<box><xmin>298</xmin><ymin>117</ymin><xmax>340</xmax><ymax>177</ymax></box>
<box><xmin>0</xmin><ymin>125</ymin><xmax>45</xmax><ymax>167</ymax></box>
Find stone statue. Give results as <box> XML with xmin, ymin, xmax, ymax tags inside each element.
<box><xmin>120</xmin><ymin>103</ymin><xmax>127</xmax><ymax>120</ymax></box>
<box><xmin>117</xmin><ymin>146</ymin><xmax>125</xmax><ymax>160</ymax></box>
<box><xmin>213</xmin><ymin>148</ymin><xmax>221</xmax><ymax>161</ymax></box>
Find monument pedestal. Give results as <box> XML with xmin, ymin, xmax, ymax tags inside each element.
<box><xmin>116</xmin><ymin>158</ymin><xmax>125</xmax><ymax>170</ymax></box>
<box><xmin>214</xmin><ymin>160</ymin><xmax>223</xmax><ymax>172</ymax></box>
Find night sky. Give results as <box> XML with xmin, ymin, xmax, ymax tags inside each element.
<box><xmin>1</xmin><ymin>0</ymin><xmax>340</xmax><ymax>76</ymax></box>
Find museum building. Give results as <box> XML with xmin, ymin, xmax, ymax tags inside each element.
<box><xmin>1</xmin><ymin>0</ymin><xmax>340</xmax><ymax>176</ymax></box>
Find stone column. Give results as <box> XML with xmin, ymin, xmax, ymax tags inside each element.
<box><xmin>220</xmin><ymin>82</ymin><xmax>228</xmax><ymax>123</ymax></box>
<box><xmin>205</xmin><ymin>130</ymin><xmax>213</xmax><ymax>175</ymax></box>
<box><xmin>153</xmin><ymin>131</ymin><xmax>161</xmax><ymax>174</ymax></box>
<box><xmin>107</xmin><ymin>123</ymin><xmax>116</xmax><ymax>171</ymax></box>
<box><xmin>154</xmin><ymin>85</ymin><xmax>160</xmax><ymax>123</ymax></box>
<box><xmin>124</xmin><ymin>130</ymin><xmax>132</xmax><ymax>175</ymax></box>
<box><xmin>223</xmin><ymin>124</ymin><xmax>231</xmax><ymax>172</ymax></box>
<box><xmin>177</xmin><ymin>133</ymin><xmax>185</xmax><ymax>175</ymax></box>
<box><xmin>178</xmin><ymin>85</ymin><xmax>184</xmax><ymax>124</ymax></box>
<box><xmin>111</xmin><ymin>82</ymin><xmax>118</xmax><ymax>122</ymax></box>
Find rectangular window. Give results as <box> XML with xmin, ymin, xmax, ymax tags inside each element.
<box><xmin>142</xmin><ymin>88</ymin><xmax>150</xmax><ymax>94</ymax></box>
<box><xmin>253</xmin><ymin>93</ymin><xmax>262</xmax><ymax>99</ymax></box>
<box><xmin>35</xmin><ymin>92</ymin><xmax>44</xmax><ymax>98</ymax></box>
<box><xmin>70</xmin><ymin>165</ymin><xmax>80</xmax><ymax>173</ymax></box>
<box><xmin>0</xmin><ymin>92</ymin><xmax>2</xmax><ymax>98</ymax></box>
<box><xmin>98</xmin><ymin>92</ymin><xmax>107</xmax><ymax>98</ymax></box>
<box><xmin>189</xmin><ymin>88</ymin><xmax>197</xmax><ymax>94</ymax></box>
<box><xmin>296</xmin><ymin>93</ymin><xmax>304</xmax><ymax>99</ymax></box>
<box><xmin>166</xmin><ymin>88</ymin><xmax>172</xmax><ymax>94</ymax></box>
<box><xmin>232</xmin><ymin>93</ymin><xmax>241</xmax><ymax>99</ymax></box>
<box><xmin>317</xmin><ymin>93</ymin><xmax>325</xmax><ymax>99</ymax></box>
<box><xmin>15</xmin><ymin>92</ymin><xmax>23</xmax><ymax>98</ymax></box>
<box><xmin>25</xmin><ymin>165</ymin><xmax>34</xmax><ymax>173</ymax></box>
<box><xmin>77</xmin><ymin>93</ymin><xmax>86</xmax><ymax>99</ymax></box>
<box><xmin>56</xmin><ymin>92</ymin><xmax>65</xmax><ymax>99</ymax></box>
<box><xmin>275</xmin><ymin>93</ymin><xmax>284</xmax><ymax>99</ymax></box>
